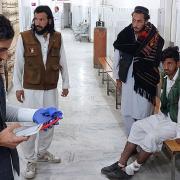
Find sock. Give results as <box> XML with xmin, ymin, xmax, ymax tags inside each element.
<box><xmin>125</xmin><ymin>160</ymin><xmax>142</xmax><ymax>175</ymax></box>
<box><xmin>133</xmin><ymin>160</ymin><xmax>142</xmax><ymax>171</ymax></box>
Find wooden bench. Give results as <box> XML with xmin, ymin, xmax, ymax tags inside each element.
<box><xmin>163</xmin><ymin>140</ymin><xmax>180</xmax><ymax>180</ymax></box>
<box><xmin>98</xmin><ymin>57</ymin><xmax>121</xmax><ymax>109</ymax></box>
<box><xmin>106</xmin><ymin>71</ymin><xmax>121</xmax><ymax>109</ymax></box>
<box><xmin>98</xmin><ymin>57</ymin><xmax>112</xmax><ymax>84</ymax></box>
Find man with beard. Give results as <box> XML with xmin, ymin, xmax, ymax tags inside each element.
<box><xmin>112</xmin><ymin>6</ymin><xmax>164</xmax><ymax>136</ymax></box>
<box><xmin>101</xmin><ymin>46</ymin><xmax>180</xmax><ymax>179</ymax></box>
<box><xmin>13</xmin><ymin>5</ymin><xmax>69</xmax><ymax>179</ymax></box>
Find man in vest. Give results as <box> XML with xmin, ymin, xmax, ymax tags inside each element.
<box><xmin>102</xmin><ymin>46</ymin><xmax>180</xmax><ymax>179</ymax></box>
<box><xmin>113</xmin><ymin>6</ymin><xmax>164</xmax><ymax>136</ymax></box>
<box><xmin>13</xmin><ymin>5</ymin><xmax>69</xmax><ymax>179</ymax></box>
<box><xmin>0</xmin><ymin>14</ymin><xmax>29</xmax><ymax>180</ymax></box>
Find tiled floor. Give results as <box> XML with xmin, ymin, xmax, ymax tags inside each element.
<box><xmin>8</xmin><ymin>29</ymin><xmax>180</xmax><ymax>180</ymax></box>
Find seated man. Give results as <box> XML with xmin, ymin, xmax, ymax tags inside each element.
<box><xmin>101</xmin><ymin>46</ymin><xmax>180</xmax><ymax>179</ymax></box>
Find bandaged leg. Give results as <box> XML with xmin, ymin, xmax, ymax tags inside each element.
<box><xmin>119</xmin><ymin>142</ymin><xmax>137</xmax><ymax>165</ymax></box>
<box><xmin>125</xmin><ymin>148</ymin><xmax>152</xmax><ymax>175</ymax></box>
<box><xmin>125</xmin><ymin>160</ymin><xmax>142</xmax><ymax>175</ymax></box>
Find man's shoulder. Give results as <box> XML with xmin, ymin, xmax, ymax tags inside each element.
<box><xmin>116</xmin><ymin>24</ymin><xmax>133</xmax><ymax>41</ymax></box>
<box><xmin>52</xmin><ymin>31</ymin><xmax>62</xmax><ymax>40</ymax></box>
<box><xmin>53</xmin><ymin>31</ymin><xmax>61</xmax><ymax>36</ymax></box>
<box><xmin>20</xmin><ymin>30</ymin><xmax>32</xmax><ymax>36</ymax></box>
<box><xmin>121</xmin><ymin>24</ymin><xmax>132</xmax><ymax>32</ymax></box>
<box><xmin>178</xmin><ymin>69</ymin><xmax>180</xmax><ymax>92</ymax></box>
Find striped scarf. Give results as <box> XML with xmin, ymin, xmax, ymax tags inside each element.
<box><xmin>113</xmin><ymin>22</ymin><xmax>164</xmax><ymax>103</ymax></box>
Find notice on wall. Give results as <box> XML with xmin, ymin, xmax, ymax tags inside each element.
<box><xmin>31</xmin><ymin>2</ymin><xmax>36</xmax><ymax>6</ymax></box>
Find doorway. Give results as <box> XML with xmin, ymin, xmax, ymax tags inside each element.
<box><xmin>63</xmin><ymin>3</ymin><xmax>72</xmax><ymax>28</ymax></box>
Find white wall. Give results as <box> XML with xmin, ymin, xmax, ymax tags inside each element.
<box><xmin>71</xmin><ymin>0</ymin><xmax>161</xmax><ymax>57</ymax></box>
<box><xmin>18</xmin><ymin>0</ymin><xmax>40</xmax><ymax>31</ymax></box>
<box><xmin>71</xmin><ymin>0</ymin><xmax>91</xmax><ymax>6</ymax></box>
<box><xmin>106</xmin><ymin>0</ymin><xmax>160</xmax><ymax>8</ymax></box>
<box><xmin>95</xmin><ymin>0</ymin><xmax>161</xmax><ymax>58</ymax></box>
<box><xmin>174</xmin><ymin>0</ymin><xmax>180</xmax><ymax>47</ymax></box>
<box><xmin>159</xmin><ymin>0</ymin><xmax>180</xmax><ymax>48</ymax></box>
<box><xmin>19</xmin><ymin>0</ymin><xmax>66</xmax><ymax>31</ymax></box>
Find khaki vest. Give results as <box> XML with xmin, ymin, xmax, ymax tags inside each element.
<box><xmin>21</xmin><ymin>30</ymin><xmax>61</xmax><ymax>90</ymax></box>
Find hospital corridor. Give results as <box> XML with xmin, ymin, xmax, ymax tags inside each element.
<box><xmin>0</xmin><ymin>0</ymin><xmax>180</xmax><ymax>180</ymax></box>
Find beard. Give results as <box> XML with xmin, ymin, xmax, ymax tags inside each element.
<box><xmin>34</xmin><ymin>24</ymin><xmax>49</xmax><ymax>35</ymax></box>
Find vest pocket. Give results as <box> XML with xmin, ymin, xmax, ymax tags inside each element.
<box><xmin>51</xmin><ymin>48</ymin><xmax>60</xmax><ymax>57</ymax></box>
<box><xmin>46</xmin><ymin>65</ymin><xmax>60</xmax><ymax>85</ymax></box>
<box><xmin>24</xmin><ymin>66</ymin><xmax>41</xmax><ymax>85</ymax></box>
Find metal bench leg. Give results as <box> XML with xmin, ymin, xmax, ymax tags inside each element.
<box><xmin>116</xmin><ymin>86</ymin><xmax>118</xmax><ymax>109</ymax></box>
<box><xmin>98</xmin><ymin>68</ymin><xmax>101</xmax><ymax>76</ymax></box>
<box><xmin>102</xmin><ymin>70</ymin><xmax>105</xmax><ymax>84</ymax></box>
<box><xmin>171</xmin><ymin>154</ymin><xmax>176</xmax><ymax>180</ymax></box>
<box><xmin>107</xmin><ymin>75</ymin><xmax>110</xmax><ymax>95</ymax></box>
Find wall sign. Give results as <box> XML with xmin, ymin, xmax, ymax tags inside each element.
<box><xmin>31</xmin><ymin>3</ymin><xmax>36</xmax><ymax>6</ymax></box>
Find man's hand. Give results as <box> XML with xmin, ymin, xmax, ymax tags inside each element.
<box><xmin>116</xmin><ymin>79</ymin><xmax>122</xmax><ymax>89</ymax></box>
<box><xmin>175</xmin><ymin>138</ymin><xmax>180</xmax><ymax>144</ymax></box>
<box><xmin>61</xmin><ymin>89</ymin><xmax>69</xmax><ymax>97</ymax></box>
<box><xmin>0</xmin><ymin>123</ymin><xmax>28</xmax><ymax>149</ymax></box>
<box><xmin>16</xmin><ymin>90</ymin><xmax>24</xmax><ymax>103</ymax></box>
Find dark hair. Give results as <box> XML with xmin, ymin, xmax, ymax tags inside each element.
<box><xmin>132</xmin><ymin>6</ymin><xmax>150</xmax><ymax>21</ymax></box>
<box><xmin>161</xmin><ymin>46</ymin><xmax>179</xmax><ymax>62</ymax></box>
<box><xmin>32</xmin><ymin>5</ymin><xmax>55</xmax><ymax>33</ymax></box>
<box><xmin>0</xmin><ymin>14</ymin><xmax>14</xmax><ymax>40</ymax></box>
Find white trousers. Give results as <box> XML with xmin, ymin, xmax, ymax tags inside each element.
<box><xmin>122</xmin><ymin>115</ymin><xmax>136</xmax><ymax>136</ymax></box>
<box><xmin>20</xmin><ymin>89</ymin><xmax>58</xmax><ymax>161</ymax></box>
<box><xmin>21</xmin><ymin>127</ymin><xmax>54</xmax><ymax>161</ymax></box>
<box><xmin>128</xmin><ymin>113</ymin><xmax>177</xmax><ymax>152</ymax></box>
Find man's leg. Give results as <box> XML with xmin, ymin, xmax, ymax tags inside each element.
<box><xmin>119</xmin><ymin>142</ymin><xmax>137</xmax><ymax>166</ymax></box>
<box><xmin>37</xmin><ymin>127</ymin><xmax>54</xmax><ymax>154</ymax></box>
<box><xmin>125</xmin><ymin>149</ymin><xmax>152</xmax><ymax>175</ymax></box>
<box><xmin>136</xmin><ymin>149</ymin><xmax>152</xmax><ymax>164</ymax></box>
<box><xmin>106</xmin><ymin>146</ymin><xmax>152</xmax><ymax>179</ymax></box>
<box><xmin>36</xmin><ymin>90</ymin><xmax>60</xmax><ymax>163</ymax></box>
<box><xmin>106</xmin><ymin>116</ymin><xmax>161</xmax><ymax>179</ymax></box>
<box><xmin>37</xmin><ymin>127</ymin><xmax>60</xmax><ymax>163</ymax></box>
<box><xmin>101</xmin><ymin>141</ymin><xmax>137</xmax><ymax>175</ymax></box>
<box><xmin>20</xmin><ymin>136</ymin><xmax>37</xmax><ymax>179</ymax></box>
<box><xmin>102</xmin><ymin>117</ymin><xmax>149</xmax><ymax>177</ymax></box>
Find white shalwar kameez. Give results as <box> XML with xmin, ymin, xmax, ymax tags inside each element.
<box><xmin>13</xmin><ymin>33</ymin><xmax>69</xmax><ymax>161</ymax></box>
<box><xmin>128</xmin><ymin>69</ymin><xmax>180</xmax><ymax>152</ymax></box>
<box><xmin>113</xmin><ymin>49</ymin><xmax>154</xmax><ymax>135</ymax></box>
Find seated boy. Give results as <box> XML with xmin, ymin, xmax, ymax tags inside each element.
<box><xmin>101</xmin><ymin>46</ymin><xmax>180</xmax><ymax>179</ymax></box>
